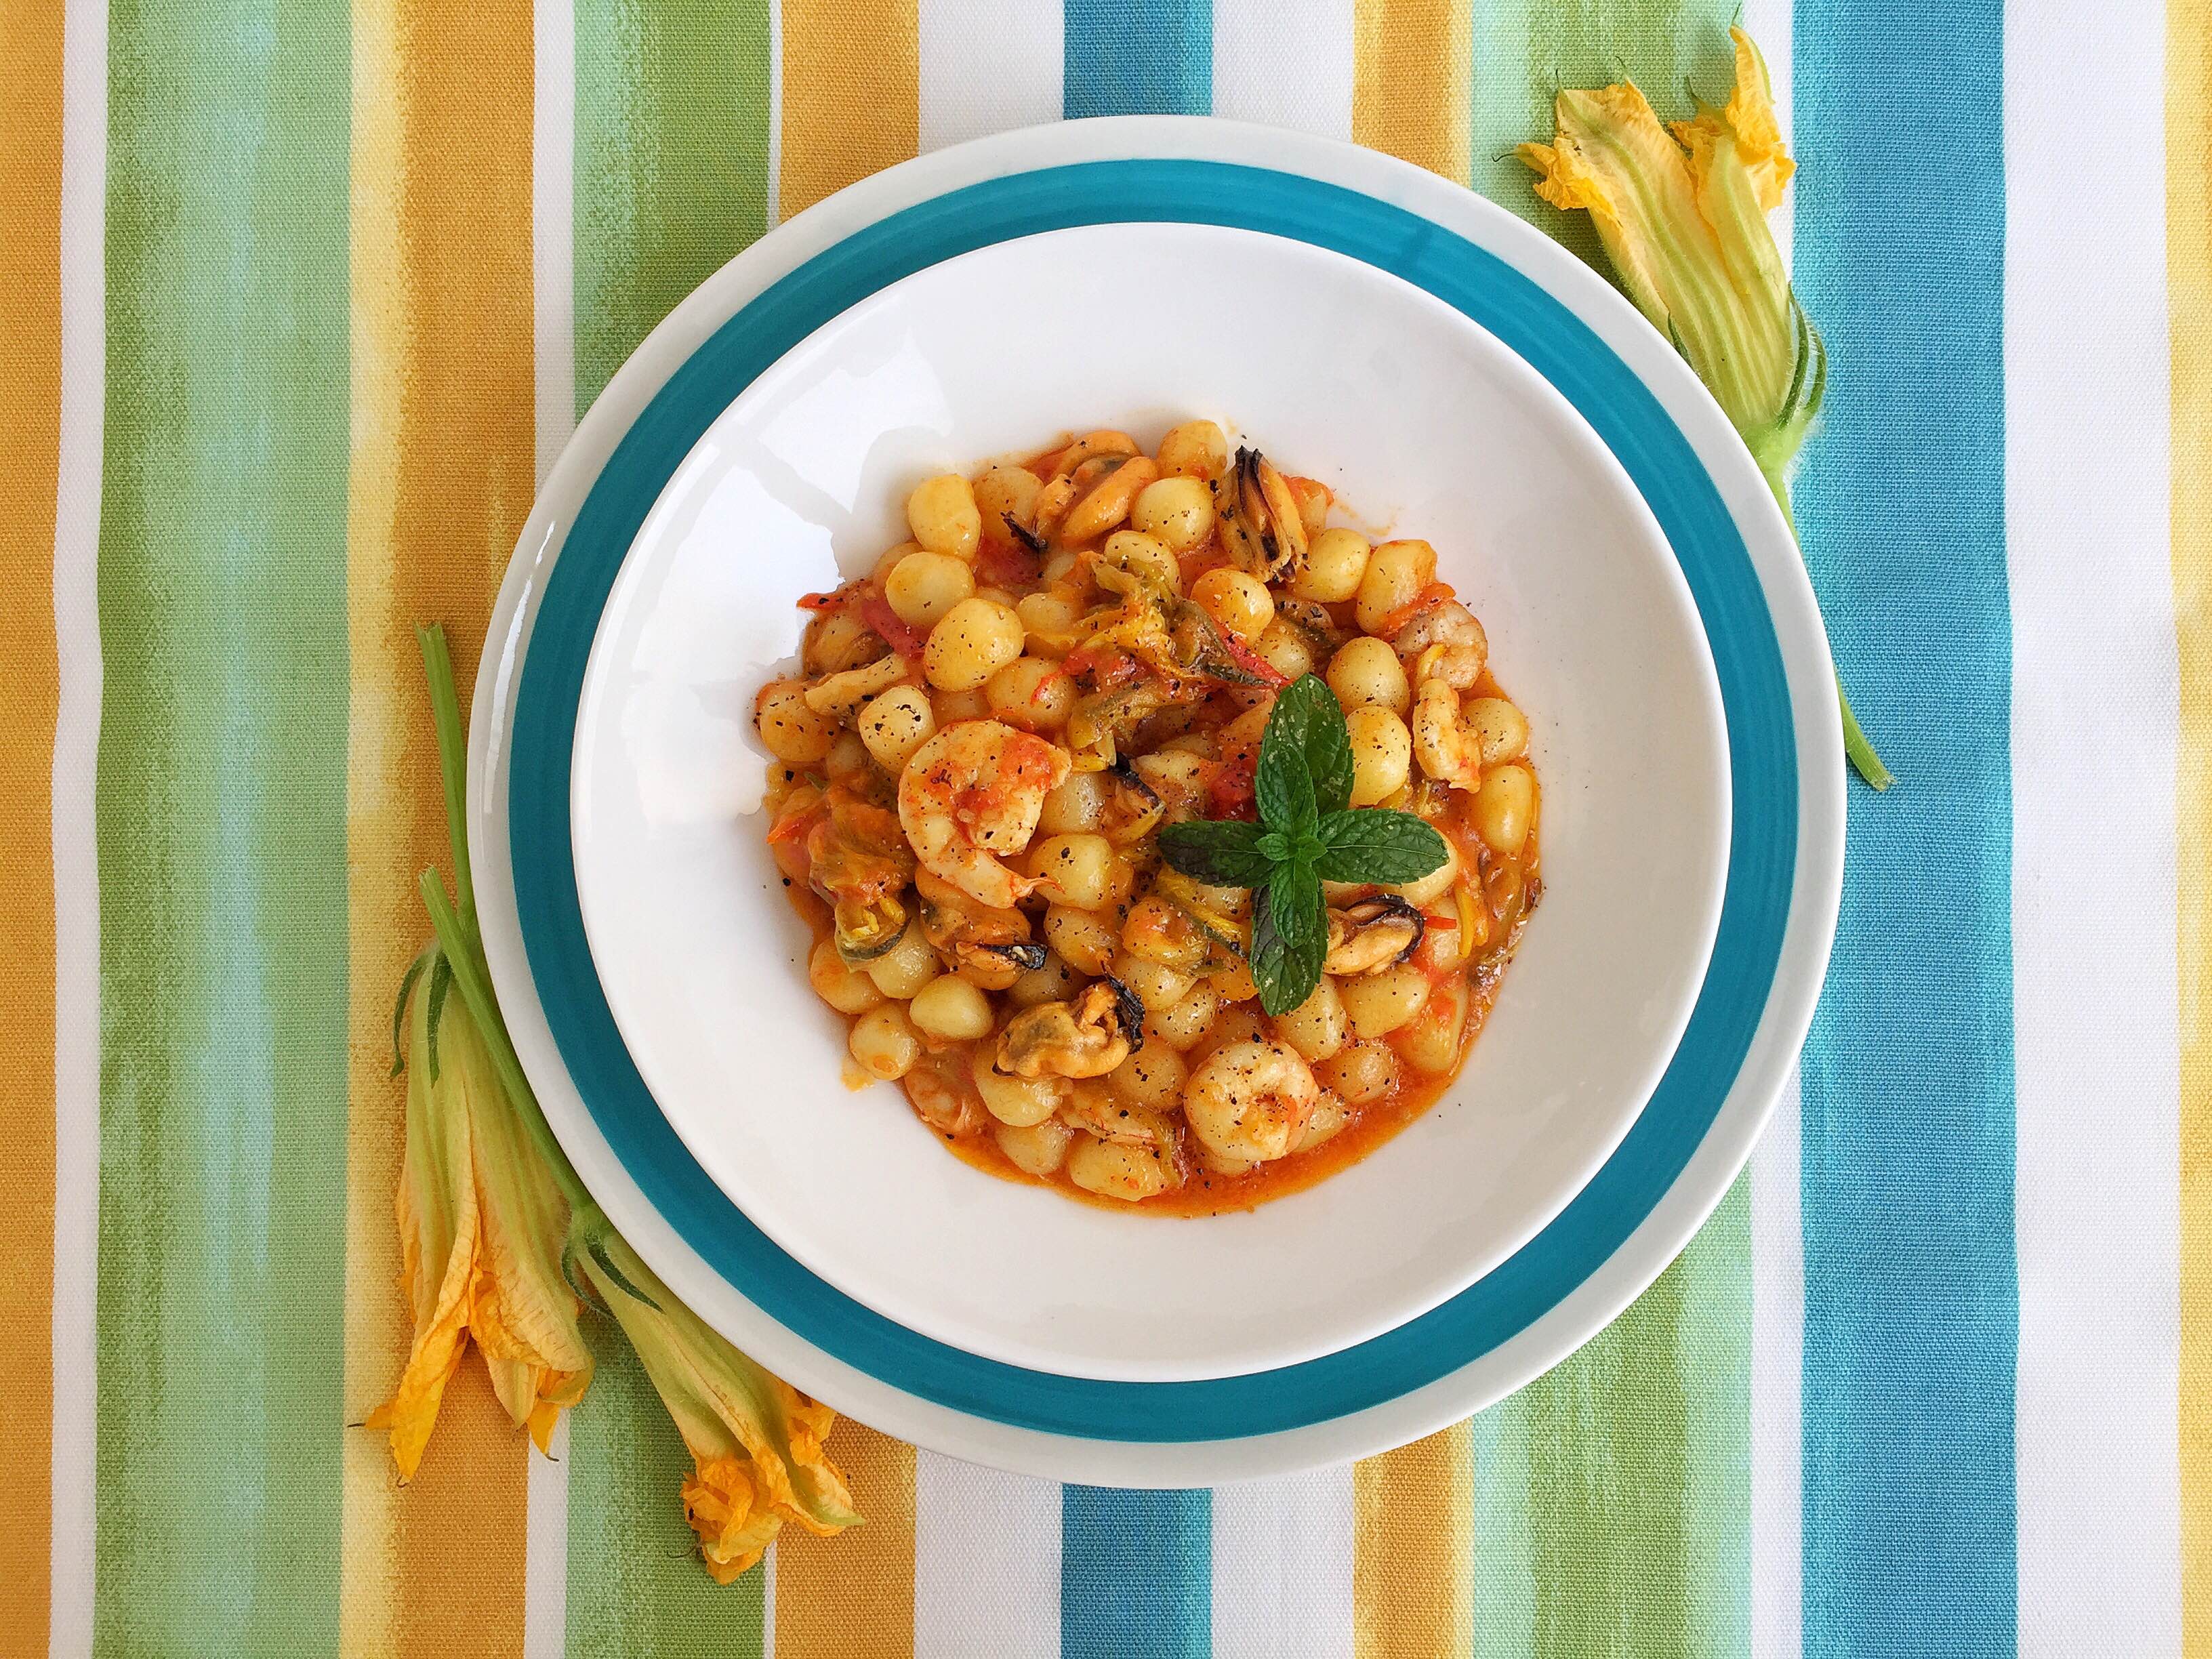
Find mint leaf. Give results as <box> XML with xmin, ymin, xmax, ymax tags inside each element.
<box><xmin>1313</xmin><ymin>809</ymin><xmax>1451</xmax><ymax>886</ymax></box>
<box><xmin>1153</xmin><ymin>676</ymin><xmax>1388</xmax><ymax>1004</ymax></box>
<box><xmin>1254</xmin><ymin>717</ymin><xmax>1317</xmax><ymax>835</ymax></box>
<box><xmin>1158</xmin><ymin>819</ymin><xmax>1275</xmax><ymax>888</ymax></box>
<box><xmin>1250</xmin><ymin>859</ymin><xmax>1327</xmax><ymax>1015</ymax></box>
<box><xmin>1258</xmin><ymin>674</ymin><xmax>1354</xmax><ymax>820</ymax></box>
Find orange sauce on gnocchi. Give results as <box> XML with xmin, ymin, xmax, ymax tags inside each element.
<box><xmin>758</xmin><ymin>424</ymin><xmax>1542</xmax><ymax>1214</ymax></box>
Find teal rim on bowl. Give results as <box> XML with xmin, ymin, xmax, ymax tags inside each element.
<box><xmin>508</xmin><ymin>159</ymin><xmax>1795</xmax><ymax>1441</ymax></box>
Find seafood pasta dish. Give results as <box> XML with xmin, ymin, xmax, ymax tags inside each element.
<box><xmin>754</xmin><ymin>422</ymin><xmax>1540</xmax><ymax>1213</ymax></box>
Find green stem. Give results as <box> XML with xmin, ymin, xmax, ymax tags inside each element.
<box><xmin>415</xmin><ymin>623</ymin><xmax>478</xmax><ymax>935</ymax></box>
<box><xmin>418</xmin><ymin>867</ymin><xmax>596</xmax><ymax>1219</ymax></box>
<box><xmin>413</xmin><ymin>621</ymin><xmax>615</xmax><ymax>1245</ymax></box>
<box><xmin>1836</xmin><ymin>674</ymin><xmax>1893</xmax><ymax>792</ymax></box>
<box><xmin>1761</xmin><ymin>460</ymin><xmax>1894</xmax><ymax>792</ymax></box>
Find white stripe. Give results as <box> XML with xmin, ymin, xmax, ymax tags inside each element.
<box><xmin>913</xmin><ymin>1452</ymin><xmax>1060</xmax><ymax>1659</ymax></box>
<box><xmin>917</xmin><ymin>0</ymin><xmax>1061</xmax><ymax>155</ymax></box>
<box><xmin>1734</xmin><ymin>9</ymin><xmax>1803</xmax><ymax>1647</ymax></box>
<box><xmin>1210</xmin><ymin>1467</ymin><xmax>1353</xmax><ymax>1659</ymax></box>
<box><xmin>2008</xmin><ymin>0</ymin><xmax>2184</xmax><ymax>1651</ymax></box>
<box><xmin>760</xmin><ymin>1538</ymin><xmax>779</xmax><ymax>1657</ymax></box>
<box><xmin>762</xmin><ymin>0</ymin><xmax>783</xmax><ymax>228</ymax></box>
<box><xmin>1211</xmin><ymin>0</ymin><xmax>1352</xmax><ymax>139</ymax></box>
<box><xmin>1736</xmin><ymin>12</ymin><xmax>1802</xmax><ymax>1648</ymax></box>
<box><xmin>522</xmin><ymin>1418</ymin><xmax>570</xmax><ymax>1659</ymax></box>
<box><xmin>523</xmin><ymin>6</ymin><xmax>577</xmax><ymax>1653</ymax></box>
<box><xmin>49</xmin><ymin>0</ymin><xmax>105</xmax><ymax>1650</ymax></box>
<box><xmin>1748</xmin><ymin>1073</ymin><xmax>1803</xmax><ymax>1659</ymax></box>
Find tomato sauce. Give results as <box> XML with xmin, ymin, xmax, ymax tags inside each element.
<box><xmin>763</xmin><ymin>426</ymin><xmax>1543</xmax><ymax>1214</ymax></box>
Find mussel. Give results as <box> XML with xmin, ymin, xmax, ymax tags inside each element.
<box><xmin>917</xmin><ymin>869</ymin><xmax>1046</xmax><ymax>990</ymax></box>
<box><xmin>1215</xmin><ymin>447</ymin><xmax>1307</xmax><ymax>583</ymax></box>
<box><xmin>994</xmin><ymin>977</ymin><xmax>1145</xmax><ymax>1080</ymax></box>
<box><xmin>1322</xmin><ymin>894</ymin><xmax>1426</xmax><ymax>976</ymax></box>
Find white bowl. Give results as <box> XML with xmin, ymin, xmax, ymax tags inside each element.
<box><xmin>569</xmin><ymin>220</ymin><xmax>1729</xmax><ymax>1382</ymax></box>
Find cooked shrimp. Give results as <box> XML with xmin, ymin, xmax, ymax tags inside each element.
<box><xmin>897</xmin><ymin>720</ymin><xmax>1072</xmax><ymax>907</ymax></box>
<box><xmin>1181</xmin><ymin>1039</ymin><xmax>1326</xmax><ymax>1164</ymax></box>
<box><xmin>903</xmin><ymin>1065</ymin><xmax>987</xmax><ymax>1136</ymax></box>
<box><xmin>1410</xmin><ymin>644</ymin><xmax>1490</xmax><ymax>791</ymax></box>
<box><xmin>1393</xmin><ymin>600</ymin><xmax>1488</xmax><ymax>661</ymax></box>
<box><xmin>1057</xmin><ymin>1082</ymin><xmax>1172</xmax><ymax>1149</ymax></box>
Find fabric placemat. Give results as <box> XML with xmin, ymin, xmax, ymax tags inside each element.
<box><xmin>0</xmin><ymin>1</ymin><xmax>2196</xmax><ymax>1653</ymax></box>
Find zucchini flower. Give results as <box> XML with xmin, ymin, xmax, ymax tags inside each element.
<box><xmin>1519</xmin><ymin>28</ymin><xmax>1891</xmax><ymax>789</ymax></box>
<box><xmin>572</xmin><ymin>1228</ymin><xmax>861</xmax><ymax>1582</ymax></box>
<box><xmin>371</xmin><ymin>623</ymin><xmax>860</xmax><ymax>1576</ymax></box>
<box><xmin>366</xmin><ymin>947</ymin><xmax>593</xmax><ymax>1478</ymax></box>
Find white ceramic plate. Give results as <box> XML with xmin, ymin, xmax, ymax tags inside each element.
<box><xmin>472</xmin><ymin>117</ymin><xmax>1843</xmax><ymax>1484</ymax></box>
<box><xmin>568</xmin><ymin>222</ymin><xmax>1729</xmax><ymax>1382</ymax></box>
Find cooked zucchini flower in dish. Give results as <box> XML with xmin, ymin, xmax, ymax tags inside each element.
<box><xmin>755</xmin><ymin>422</ymin><xmax>1545</xmax><ymax>1214</ymax></box>
<box><xmin>1518</xmin><ymin>27</ymin><xmax>1891</xmax><ymax>790</ymax></box>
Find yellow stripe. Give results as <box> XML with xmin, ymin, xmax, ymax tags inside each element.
<box><xmin>1352</xmin><ymin>0</ymin><xmax>1475</xmax><ymax>186</ymax></box>
<box><xmin>2173</xmin><ymin>0</ymin><xmax>2212</xmax><ymax>1645</ymax></box>
<box><xmin>775</xmin><ymin>1422</ymin><xmax>915</xmax><ymax>1656</ymax></box>
<box><xmin>0</xmin><ymin>0</ymin><xmax>62</xmax><ymax>1642</ymax></box>
<box><xmin>341</xmin><ymin>1</ymin><xmax>537</xmax><ymax>1653</ymax></box>
<box><xmin>1354</xmin><ymin>1422</ymin><xmax>1475</xmax><ymax>1658</ymax></box>
<box><xmin>777</xmin><ymin>0</ymin><xmax>918</xmax><ymax>220</ymax></box>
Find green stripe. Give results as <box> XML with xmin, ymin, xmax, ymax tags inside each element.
<box><xmin>1471</xmin><ymin>1181</ymin><xmax>1752</xmax><ymax>1658</ymax></box>
<box><xmin>1471</xmin><ymin>1392</ymin><xmax>1538</xmax><ymax>1656</ymax></box>
<box><xmin>565</xmin><ymin>2</ymin><xmax>774</xmax><ymax>1647</ymax></box>
<box><xmin>572</xmin><ymin>0</ymin><xmax>773</xmax><ymax>419</ymax></box>
<box><xmin>1469</xmin><ymin>0</ymin><xmax>1742</xmax><ymax>262</ymax></box>
<box><xmin>562</xmin><ymin>1347</ymin><xmax>769</xmax><ymax>1655</ymax></box>
<box><xmin>1465</xmin><ymin>20</ymin><xmax>1754</xmax><ymax>1652</ymax></box>
<box><xmin>94</xmin><ymin>2</ymin><xmax>350</xmax><ymax>1654</ymax></box>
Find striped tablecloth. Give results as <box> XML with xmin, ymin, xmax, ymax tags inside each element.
<box><xmin>0</xmin><ymin>0</ymin><xmax>2198</xmax><ymax>1654</ymax></box>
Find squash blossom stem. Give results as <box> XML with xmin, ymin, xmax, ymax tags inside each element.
<box><xmin>417</xmin><ymin>867</ymin><xmax>597</xmax><ymax>1222</ymax></box>
<box><xmin>411</xmin><ymin>620</ymin><xmax>600</xmax><ymax>1219</ymax></box>
<box><xmin>1757</xmin><ymin>459</ymin><xmax>1895</xmax><ymax>792</ymax></box>
<box><xmin>1519</xmin><ymin>26</ymin><xmax>1892</xmax><ymax>791</ymax></box>
<box><xmin>416</xmin><ymin>623</ymin><xmax>480</xmax><ymax>930</ymax></box>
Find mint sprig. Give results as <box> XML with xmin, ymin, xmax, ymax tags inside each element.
<box><xmin>1158</xmin><ymin>674</ymin><xmax>1448</xmax><ymax>1015</ymax></box>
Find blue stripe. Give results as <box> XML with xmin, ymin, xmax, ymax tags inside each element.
<box><xmin>1793</xmin><ymin>3</ymin><xmax>2018</xmax><ymax>1652</ymax></box>
<box><xmin>1061</xmin><ymin>1488</ymin><xmax>1211</xmax><ymax>1658</ymax></box>
<box><xmin>1062</xmin><ymin>0</ymin><xmax>1210</xmax><ymax>117</ymax></box>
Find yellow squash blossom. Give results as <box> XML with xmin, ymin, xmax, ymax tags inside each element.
<box><xmin>573</xmin><ymin>1228</ymin><xmax>861</xmax><ymax>1582</ymax></box>
<box><xmin>1518</xmin><ymin>28</ymin><xmax>1816</xmax><ymax>483</ymax></box>
<box><xmin>373</xmin><ymin>623</ymin><xmax>860</xmax><ymax>1579</ymax></box>
<box><xmin>367</xmin><ymin>947</ymin><xmax>593</xmax><ymax>1479</ymax></box>
<box><xmin>1520</xmin><ymin>28</ymin><xmax>1890</xmax><ymax>789</ymax></box>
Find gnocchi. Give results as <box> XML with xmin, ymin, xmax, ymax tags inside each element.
<box><xmin>761</xmin><ymin>422</ymin><xmax>1541</xmax><ymax>1211</ymax></box>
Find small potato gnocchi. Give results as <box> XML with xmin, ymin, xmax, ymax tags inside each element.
<box><xmin>763</xmin><ymin>422</ymin><xmax>1542</xmax><ymax>1211</ymax></box>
